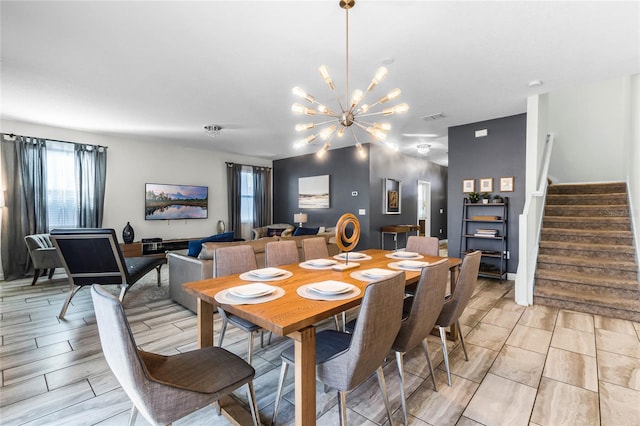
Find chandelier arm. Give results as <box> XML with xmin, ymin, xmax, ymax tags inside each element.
<box><xmin>357</xmin><ymin>111</ymin><xmax>390</xmax><ymax>118</ymax></box>
<box><xmin>302</xmin><ymin>118</ymin><xmax>341</xmax><ymax>128</ymax></box>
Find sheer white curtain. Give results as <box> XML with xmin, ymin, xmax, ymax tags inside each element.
<box><xmin>46</xmin><ymin>141</ymin><xmax>78</xmax><ymax>228</ymax></box>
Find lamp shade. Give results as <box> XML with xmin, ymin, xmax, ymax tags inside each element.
<box><xmin>294</xmin><ymin>213</ymin><xmax>308</xmax><ymax>226</ymax></box>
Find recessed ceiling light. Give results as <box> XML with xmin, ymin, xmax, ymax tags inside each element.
<box><xmin>422</xmin><ymin>113</ymin><xmax>446</xmax><ymax>121</ymax></box>
<box><xmin>402</xmin><ymin>133</ymin><xmax>439</xmax><ymax>138</ymax></box>
<box><xmin>529</xmin><ymin>80</ymin><xmax>544</xmax><ymax>87</ymax></box>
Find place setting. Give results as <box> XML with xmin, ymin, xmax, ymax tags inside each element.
<box><xmin>350</xmin><ymin>267</ymin><xmax>398</xmax><ymax>282</ymax></box>
<box><xmin>239</xmin><ymin>267</ymin><xmax>293</xmax><ymax>282</ymax></box>
<box><xmin>215</xmin><ymin>282</ymin><xmax>285</xmax><ymax>305</ymax></box>
<box><xmin>299</xmin><ymin>258</ymin><xmax>338</xmax><ymax>270</ymax></box>
<box><xmin>297</xmin><ymin>280</ymin><xmax>361</xmax><ymax>301</ymax></box>
<box><xmin>388</xmin><ymin>259</ymin><xmax>430</xmax><ymax>271</ymax></box>
<box><xmin>385</xmin><ymin>250</ymin><xmax>424</xmax><ymax>260</ymax></box>
<box><xmin>333</xmin><ymin>251</ymin><xmax>372</xmax><ymax>261</ymax></box>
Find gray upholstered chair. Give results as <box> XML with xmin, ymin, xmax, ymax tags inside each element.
<box><xmin>214</xmin><ymin>245</ymin><xmax>265</xmax><ymax>364</ymax></box>
<box><xmin>392</xmin><ymin>258</ymin><xmax>449</xmax><ymax>425</ymax></box>
<box><xmin>90</xmin><ymin>284</ymin><xmax>260</xmax><ymax>426</ymax></box>
<box><xmin>24</xmin><ymin>233</ymin><xmax>64</xmax><ymax>286</ymax></box>
<box><xmin>264</xmin><ymin>240</ymin><xmax>299</xmax><ymax>267</ymax></box>
<box><xmin>50</xmin><ymin>228</ymin><xmax>165</xmax><ymax>319</ymax></box>
<box><xmin>301</xmin><ymin>236</ymin><xmax>329</xmax><ymax>261</ymax></box>
<box><xmin>406</xmin><ymin>235</ymin><xmax>439</xmax><ymax>256</ymax></box>
<box><xmin>436</xmin><ymin>250</ymin><xmax>482</xmax><ymax>386</ymax></box>
<box><xmin>271</xmin><ymin>272</ymin><xmax>406</xmax><ymax>426</ymax></box>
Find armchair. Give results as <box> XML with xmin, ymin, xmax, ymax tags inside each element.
<box><xmin>24</xmin><ymin>233</ymin><xmax>64</xmax><ymax>286</ymax></box>
<box><xmin>50</xmin><ymin>228</ymin><xmax>166</xmax><ymax>319</ymax></box>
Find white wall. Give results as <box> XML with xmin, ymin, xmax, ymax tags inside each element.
<box><xmin>626</xmin><ymin>74</ymin><xmax>640</xmax><ymax>275</ymax></box>
<box><xmin>548</xmin><ymin>76</ymin><xmax>630</xmax><ymax>183</ymax></box>
<box><xmin>0</xmin><ymin>119</ymin><xmax>272</xmax><ymax>243</ymax></box>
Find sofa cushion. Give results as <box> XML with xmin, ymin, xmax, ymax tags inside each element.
<box><xmin>266</xmin><ymin>227</ymin><xmax>286</xmax><ymax>237</ymax></box>
<box><xmin>187</xmin><ymin>232</ymin><xmax>234</xmax><ymax>257</ymax></box>
<box><xmin>198</xmin><ymin>236</ymin><xmax>280</xmax><ymax>260</ymax></box>
<box><xmin>293</xmin><ymin>227</ymin><xmax>319</xmax><ymax>236</ymax></box>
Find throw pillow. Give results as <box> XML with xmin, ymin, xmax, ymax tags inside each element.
<box><xmin>187</xmin><ymin>231</ymin><xmax>235</xmax><ymax>257</ymax></box>
<box><xmin>293</xmin><ymin>227</ymin><xmax>319</xmax><ymax>236</ymax></box>
<box><xmin>266</xmin><ymin>227</ymin><xmax>286</xmax><ymax>237</ymax></box>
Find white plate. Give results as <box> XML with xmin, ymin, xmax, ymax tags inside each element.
<box><xmin>250</xmin><ymin>267</ymin><xmax>286</xmax><ymax>278</ymax></box>
<box><xmin>228</xmin><ymin>283</ymin><xmax>275</xmax><ymax>298</ymax></box>
<box><xmin>309</xmin><ymin>281</ymin><xmax>354</xmax><ymax>295</ymax></box>
<box><xmin>362</xmin><ymin>268</ymin><xmax>395</xmax><ymax>278</ymax></box>
<box><xmin>398</xmin><ymin>260</ymin><xmax>429</xmax><ymax>269</ymax></box>
<box><xmin>337</xmin><ymin>252</ymin><xmax>366</xmax><ymax>259</ymax></box>
<box><xmin>393</xmin><ymin>251</ymin><xmax>420</xmax><ymax>258</ymax></box>
<box><xmin>306</xmin><ymin>258</ymin><xmax>337</xmax><ymax>267</ymax></box>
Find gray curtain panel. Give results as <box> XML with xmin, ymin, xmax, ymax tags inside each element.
<box><xmin>226</xmin><ymin>162</ymin><xmax>243</xmax><ymax>238</ymax></box>
<box><xmin>0</xmin><ymin>135</ymin><xmax>48</xmax><ymax>279</ymax></box>
<box><xmin>252</xmin><ymin>165</ymin><xmax>272</xmax><ymax>229</ymax></box>
<box><xmin>75</xmin><ymin>144</ymin><xmax>107</xmax><ymax>227</ymax></box>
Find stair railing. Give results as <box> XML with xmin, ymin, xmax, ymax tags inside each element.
<box><xmin>515</xmin><ymin>133</ymin><xmax>555</xmax><ymax>305</ymax></box>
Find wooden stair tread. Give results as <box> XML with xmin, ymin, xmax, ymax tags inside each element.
<box><xmin>541</xmin><ymin>227</ymin><xmax>632</xmax><ymax>237</ymax></box>
<box><xmin>539</xmin><ymin>240</ymin><xmax>636</xmax><ymax>253</ymax></box>
<box><xmin>543</xmin><ymin>216</ymin><xmax>630</xmax><ymax>223</ymax></box>
<box><xmin>534</xmin><ymin>286</ymin><xmax>640</xmax><ymax>311</ymax></box>
<box><xmin>535</xmin><ymin>268</ymin><xmax>640</xmax><ymax>289</ymax></box>
<box><xmin>537</xmin><ymin>254</ymin><xmax>638</xmax><ymax>271</ymax></box>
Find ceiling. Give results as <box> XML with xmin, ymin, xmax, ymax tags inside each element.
<box><xmin>1</xmin><ymin>1</ymin><xmax>638</xmax><ymax>166</ymax></box>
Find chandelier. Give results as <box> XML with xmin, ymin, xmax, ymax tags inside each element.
<box><xmin>291</xmin><ymin>0</ymin><xmax>408</xmax><ymax>158</ymax></box>
<box><xmin>417</xmin><ymin>144</ymin><xmax>430</xmax><ymax>155</ymax></box>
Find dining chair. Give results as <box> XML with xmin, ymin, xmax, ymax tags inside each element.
<box><xmin>90</xmin><ymin>284</ymin><xmax>261</xmax><ymax>426</ymax></box>
<box><xmin>301</xmin><ymin>236</ymin><xmax>329</xmax><ymax>260</ymax></box>
<box><xmin>405</xmin><ymin>235</ymin><xmax>439</xmax><ymax>256</ymax></box>
<box><xmin>271</xmin><ymin>272</ymin><xmax>406</xmax><ymax>426</ymax></box>
<box><xmin>264</xmin><ymin>240</ymin><xmax>299</xmax><ymax>267</ymax></box>
<box><xmin>50</xmin><ymin>228</ymin><xmax>165</xmax><ymax>319</ymax></box>
<box><xmin>392</xmin><ymin>258</ymin><xmax>449</xmax><ymax>425</ymax></box>
<box><xmin>436</xmin><ymin>250</ymin><xmax>481</xmax><ymax>386</ymax></box>
<box><xmin>214</xmin><ymin>245</ymin><xmax>265</xmax><ymax>365</ymax></box>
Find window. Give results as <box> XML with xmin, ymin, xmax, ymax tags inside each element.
<box><xmin>239</xmin><ymin>166</ymin><xmax>255</xmax><ymax>240</ymax></box>
<box><xmin>46</xmin><ymin>141</ymin><xmax>78</xmax><ymax>228</ymax></box>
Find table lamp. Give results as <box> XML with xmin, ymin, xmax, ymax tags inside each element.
<box><xmin>294</xmin><ymin>212</ymin><xmax>308</xmax><ymax>228</ymax></box>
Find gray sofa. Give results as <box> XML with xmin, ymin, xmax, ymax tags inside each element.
<box><xmin>168</xmin><ymin>234</ymin><xmax>339</xmax><ymax>312</ymax></box>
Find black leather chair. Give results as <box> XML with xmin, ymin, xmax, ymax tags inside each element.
<box><xmin>50</xmin><ymin>228</ymin><xmax>165</xmax><ymax>319</ymax></box>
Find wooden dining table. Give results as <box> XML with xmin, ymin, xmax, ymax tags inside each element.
<box><xmin>183</xmin><ymin>249</ymin><xmax>461</xmax><ymax>426</ymax></box>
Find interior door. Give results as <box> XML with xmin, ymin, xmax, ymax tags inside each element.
<box><xmin>417</xmin><ymin>180</ymin><xmax>431</xmax><ymax>236</ymax></box>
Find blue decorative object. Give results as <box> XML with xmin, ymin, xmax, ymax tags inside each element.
<box><xmin>293</xmin><ymin>227</ymin><xmax>319</xmax><ymax>236</ymax></box>
<box><xmin>122</xmin><ymin>222</ymin><xmax>134</xmax><ymax>244</ymax></box>
<box><xmin>187</xmin><ymin>232</ymin><xmax>234</xmax><ymax>257</ymax></box>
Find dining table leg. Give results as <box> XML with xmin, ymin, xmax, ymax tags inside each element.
<box><xmin>290</xmin><ymin>326</ymin><xmax>317</xmax><ymax>426</ymax></box>
<box><xmin>197</xmin><ymin>298</ymin><xmax>215</xmax><ymax>348</ymax></box>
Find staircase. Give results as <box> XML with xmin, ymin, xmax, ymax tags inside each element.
<box><xmin>534</xmin><ymin>182</ymin><xmax>640</xmax><ymax>321</ymax></box>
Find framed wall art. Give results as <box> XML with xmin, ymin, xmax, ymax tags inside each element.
<box><xmin>298</xmin><ymin>175</ymin><xmax>330</xmax><ymax>208</ymax></box>
<box><xmin>500</xmin><ymin>176</ymin><xmax>514</xmax><ymax>192</ymax></box>
<box><xmin>383</xmin><ymin>178</ymin><xmax>401</xmax><ymax>214</ymax></box>
<box><xmin>479</xmin><ymin>177</ymin><xmax>493</xmax><ymax>193</ymax></box>
<box><xmin>462</xmin><ymin>178</ymin><xmax>475</xmax><ymax>193</ymax></box>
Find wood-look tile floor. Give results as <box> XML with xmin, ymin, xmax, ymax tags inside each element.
<box><xmin>2</xmin><ymin>269</ymin><xmax>639</xmax><ymax>425</ymax></box>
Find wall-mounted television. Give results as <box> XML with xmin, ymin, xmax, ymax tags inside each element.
<box><xmin>145</xmin><ymin>183</ymin><xmax>208</xmax><ymax>220</ymax></box>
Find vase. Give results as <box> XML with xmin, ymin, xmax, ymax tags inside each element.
<box><xmin>217</xmin><ymin>220</ymin><xmax>226</xmax><ymax>234</ymax></box>
<box><xmin>122</xmin><ymin>222</ymin><xmax>135</xmax><ymax>244</ymax></box>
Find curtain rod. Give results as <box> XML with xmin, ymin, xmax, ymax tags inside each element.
<box><xmin>225</xmin><ymin>161</ymin><xmax>271</xmax><ymax>170</ymax></box>
<box><xmin>1</xmin><ymin>133</ymin><xmax>108</xmax><ymax>150</ymax></box>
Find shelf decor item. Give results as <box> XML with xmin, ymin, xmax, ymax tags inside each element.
<box><xmin>383</xmin><ymin>178</ymin><xmax>401</xmax><ymax>214</ymax></box>
<box><xmin>481</xmin><ymin>192</ymin><xmax>492</xmax><ymax>204</ymax></box>
<box><xmin>217</xmin><ymin>220</ymin><xmax>226</xmax><ymax>234</ymax></box>
<box><xmin>122</xmin><ymin>222</ymin><xmax>134</xmax><ymax>244</ymax></box>
<box><xmin>468</xmin><ymin>192</ymin><xmax>480</xmax><ymax>203</ymax></box>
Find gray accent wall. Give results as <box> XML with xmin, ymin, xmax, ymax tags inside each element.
<box><xmin>447</xmin><ymin>113</ymin><xmax>527</xmax><ymax>274</ymax></box>
<box><xmin>273</xmin><ymin>143</ymin><xmax>448</xmax><ymax>250</ymax></box>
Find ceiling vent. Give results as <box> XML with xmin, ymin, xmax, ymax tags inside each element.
<box><xmin>422</xmin><ymin>112</ymin><xmax>446</xmax><ymax>121</ymax></box>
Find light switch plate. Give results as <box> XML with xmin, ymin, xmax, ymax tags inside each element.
<box><xmin>358</xmin><ymin>209</ymin><xmax>366</xmax><ymax>215</ymax></box>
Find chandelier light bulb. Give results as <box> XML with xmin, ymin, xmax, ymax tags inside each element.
<box><xmin>350</xmin><ymin>90</ymin><xmax>364</xmax><ymax>109</ymax></box>
<box><xmin>294</xmin><ymin>134</ymin><xmax>317</xmax><ymax>148</ymax></box>
<box><xmin>318</xmin><ymin>65</ymin><xmax>335</xmax><ymax>91</ymax></box>
<box><xmin>292</xmin><ymin>86</ymin><xmax>314</xmax><ymax>103</ymax></box>
<box><xmin>292</xmin><ymin>103</ymin><xmax>316</xmax><ymax>115</ymax></box>
<box><xmin>317</xmin><ymin>142</ymin><xmax>331</xmax><ymax>158</ymax></box>
<box><xmin>317</xmin><ymin>104</ymin><xmax>334</xmax><ymax>115</ymax></box>
<box><xmin>356</xmin><ymin>143</ymin><xmax>366</xmax><ymax>158</ymax></box>
<box><xmin>383</xmin><ymin>103</ymin><xmax>409</xmax><ymax>115</ymax></box>
<box><xmin>319</xmin><ymin>125</ymin><xmax>337</xmax><ymax>140</ymax></box>
<box><xmin>378</xmin><ymin>88</ymin><xmax>401</xmax><ymax>104</ymax></box>
<box><xmin>337</xmin><ymin>126</ymin><xmax>345</xmax><ymax>137</ymax></box>
<box><xmin>359</xmin><ymin>104</ymin><xmax>369</xmax><ymax>113</ymax></box>
<box><xmin>295</xmin><ymin>123</ymin><xmax>315</xmax><ymax>132</ymax></box>
<box><xmin>373</xmin><ymin>122</ymin><xmax>391</xmax><ymax>131</ymax></box>
<box><xmin>367</xmin><ymin>66</ymin><xmax>388</xmax><ymax>91</ymax></box>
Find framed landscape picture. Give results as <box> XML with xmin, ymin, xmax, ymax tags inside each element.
<box><xmin>479</xmin><ymin>177</ymin><xmax>493</xmax><ymax>193</ymax></box>
<box><xmin>384</xmin><ymin>178</ymin><xmax>401</xmax><ymax>214</ymax></box>
<box><xmin>462</xmin><ymin>179</ymin><xmax>475</xmax><ymax>193</ymax></box>
<box><xmin>500</xmin><ymin>176</ymin><xmax>514</xmax><ymax>192</ymax></box>
<box><xmin>298</xmin><ymin>175</ymin><xmax>330</xmax><ymax>208</ymax></box>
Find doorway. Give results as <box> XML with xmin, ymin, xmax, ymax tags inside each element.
<box><xmin>417</xmin><ymin>180</ymin><xmax>431</xmax><ymax>236</ymax></box>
